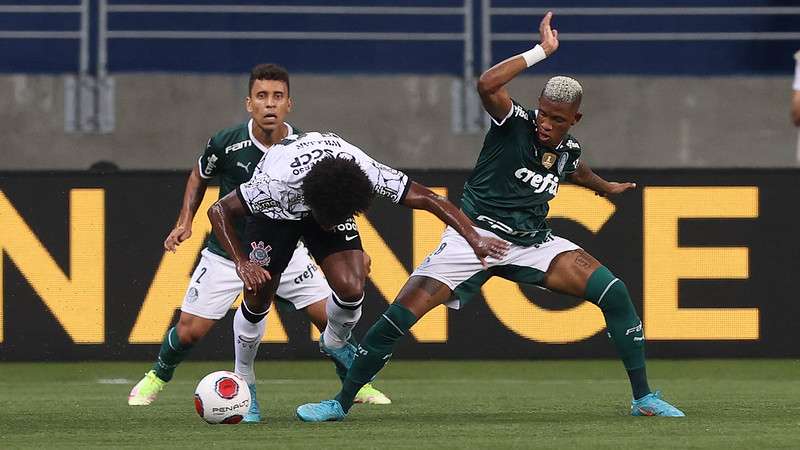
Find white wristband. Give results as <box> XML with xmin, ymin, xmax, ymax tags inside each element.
<box><xmin>521</xmin><ymin>45</ymin><xmax>547</xmax><ymax>68</ymax></box>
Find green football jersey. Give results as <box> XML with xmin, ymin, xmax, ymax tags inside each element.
<box><xmin>198</xmin><ymin>120</ymin><xmax>299</xmax><ymax>258</ymax></box>
<box><xmin>461</xmin><ymin>100</ymin><xmax>581</xmax><ymax>246</ymax></box>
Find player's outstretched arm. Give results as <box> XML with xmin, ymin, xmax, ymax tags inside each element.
<box><xmin>568</xmin><ymin>161</ymin><xmax>636</xmax><ymax>196</ymax></box>
<box><xmin>164</xmin><ymin>165</ymin><xmax>209</xmax><ymax>252</ymax></box>
<box><xmin>208</xmin><ymin>192</ymin><xmax>271</xmax><ymax>291</ymax></box>
<box><xmin>477</xmin><ymin>11</ymin><xmax>559</xmax><ymax>121</ymax></box>
<box><xmin>401</xmin><ymin>182</ymin><xmax>509</xmax><ymax>265</ymax></box>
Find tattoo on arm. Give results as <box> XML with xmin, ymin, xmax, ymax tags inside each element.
<box><xmin>573</xmin><ymin>249</ymin><xmax>595</xmax><ymax>270</ymax></box>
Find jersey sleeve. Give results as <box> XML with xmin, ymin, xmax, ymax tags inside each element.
<box><xmin>236</xmin><ymin>171</ymin><xmax>282</xmax><ymax>216</ymax></box>
<box><xmin>198</xmin><ymin>136</ymin><xmax>224</xmax><ymax>179</ymax></box>
<box><xmin>490</xmin><ymin>99</ymin><xmax>532</xmax><ymax>130</ymax></box>
<box><xmin>340</xmin><ymin>140</ymin><xmax>410</xmax><ymax>204</ymax></box>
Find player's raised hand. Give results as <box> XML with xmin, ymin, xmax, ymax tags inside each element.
<box><xmin>236</xmin><ymin>260</ymin><xmax>272</xmax><ymax>291</ymax></box>
<box><xmin>597</xmin><ymin>181</ymin><xmax>637</xmax><ymax>196</ymax></box>
<box><xmin>539</xmin><ymin>11</ymin><xmax>559</xmax><ymax>56</ymax></box>
<box><xmin>468</xmin><ymin>236</ymin><xmax>511</xmax><ymax>268</ymax></box>
<box><xmin>164</xmin><ymin>224</ymin><xmax>192</xmax><ymax>252</ymax></box>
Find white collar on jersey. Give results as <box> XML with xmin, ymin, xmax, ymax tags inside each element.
<box><xmin>248</xmin><ymin>118</ymin><xmax>293</xmax><ymax>154</ymax></box>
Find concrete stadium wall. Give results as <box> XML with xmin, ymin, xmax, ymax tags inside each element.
<box><xmin>1</xmin><ymin>74</ymin><xmax>796</xmax><ymax>170</ymax></box>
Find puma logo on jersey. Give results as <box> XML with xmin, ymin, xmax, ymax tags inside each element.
<box><xmin>514</xmin><ymin>168</ymin><xmax>559</xmax><ymax>195</ymax></box>
<box><xmin>225</xmin><ymin>139</ymin><xmax>252</xmax><ymax>154</ymax></box>
<box><xmin>237</xmin><ymin>161</ymin><xmax>253</xmax><ymax>173</ymax></box>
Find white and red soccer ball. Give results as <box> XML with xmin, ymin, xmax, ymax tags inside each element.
<box><xmin>193</xmin><ymin>371</ymin><xmax>251</xmax><ymax>424</ymax></box>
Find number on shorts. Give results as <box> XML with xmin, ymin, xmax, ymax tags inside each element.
<box><xmin>195</xmin><ymin>267</ymin><xmax>208</xmax><ymax>283</ymax></box>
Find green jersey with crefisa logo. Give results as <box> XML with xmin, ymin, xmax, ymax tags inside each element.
<box><xmin>198</xmin><ymin>120</ymin><xmax>298</xmax><ymax>258</ymax></box>
<box><xmin>461</xmin><ymin>99</ymin><xmax>581</xmax><ymax>247</ymax></box>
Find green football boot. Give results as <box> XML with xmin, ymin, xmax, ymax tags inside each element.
<box><xmin>355</xmin><ymin>383</ymin><xmax>392</xmax><ymax>405</ymax></box>
<box><xmin>128</xmin><ymin>370</ymin><xmax>166</xmax><ymax>406</ymax></box>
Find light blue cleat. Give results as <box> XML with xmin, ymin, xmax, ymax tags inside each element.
<box><xmin>243</xmin><ymin>383</ymin><xmax>262</xmax><ymax>423</ymax></box>
<box><xmin>319</xmin><ymin>334</ymin><xmax>356</xmax><ymax>371</ymax></box>
<box><xmin>296</xmin><ymin>399</ymin><xmax>346</xmax><ymax>422</ymax></box>
<box><xmin>631</xmin><ymin>390</ymin><xmax>685</xmax><ymax>417</ymax></box>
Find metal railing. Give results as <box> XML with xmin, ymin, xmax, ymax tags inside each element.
<box><xmin>97</xmin><ymin>1</ymin><xmax>480</xmax><ymax>132</ymax></box>
<box><xmin>482</xmin><ymin>3</ymin><xmax>800</xmax><ymax>72</ymax></box>
<box><xmin>7</xmin><ymin>2</ymin><xmax>798</xmax><ymax>135</ymax></box>
<box><xmin>0</xmin><ymin>2</ymin><xmax>94</xmax><ymax>132</ymax></box>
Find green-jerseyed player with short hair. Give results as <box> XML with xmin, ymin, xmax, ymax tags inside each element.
<box><xmin>297</xmin><ymin>12</ymin><xmax>684</xmax><ymax>422</ymax></box>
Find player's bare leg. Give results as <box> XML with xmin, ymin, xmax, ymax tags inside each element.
<box><xmin>543</xmin><ymin>249</ymin><xmax>684</xmax><ymax>417</ymax></box>
<box><xmin>128</xmin><ymin>312</ymin><xmax>217</xmax><ymax>406</ymax></box>
<box><xmin>296</xmin><ymin>275</ymin><xmax>450</xmax><ymax>421</ymax></box>
<box><xmin>304</xmin><ymin>298</ymin><xmax>328</xmax><ymax>331</ymax></box>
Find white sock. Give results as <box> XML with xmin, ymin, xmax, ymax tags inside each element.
<box><xmin>233</xmin><ymin>306</ymin><xmax>268</xmax><ymax>386</ymax></box>
<box><xmin>322</xmin><ymin>292</ymin><xmax>363</xmax><ymax>349</ymax></box>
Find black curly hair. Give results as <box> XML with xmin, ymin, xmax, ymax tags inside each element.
<box><xmin>302</xmin><ymin>156</ymin><xmax>375</xmax><ymax>227</ymax></box>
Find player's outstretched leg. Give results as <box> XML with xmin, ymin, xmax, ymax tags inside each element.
<box><xmin>128</xmin><ymin>326</ymin><xmax>193</xmax><ymax>405</ymax></box>
<box><xmin>585</xmin><ymin>266</ymin><xmax>685</xmax><ymax>417</ymax></box>
<box><xmin>311</xmin><ymin>296</ymin><xmax>391</xmax><ymax>405</ymax></box>
<box><xmin>319</xmin><ymin>333</ymin><xmax>392</xmax><ymax>405</ymax></box>
<box><xmin>233</xmin><ymin>301</ymin><xmax>269</xmax><ymax>423</ymax></box>
<box><xmin>297</xmin><ymin>303</ymin><xmax>417</xmax><ymax>422</ymax></box>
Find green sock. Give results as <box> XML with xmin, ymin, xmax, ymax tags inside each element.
<box><xmin>585</xmin><ymin>266</ymin><xmax>650</xmax><ymax>397</ymax></box>
<box><xmin>335</xmin><ymin>303</ymin><xmax>417</xmax><ymax>412</ymax></box>
<box><xmin>152</xmin><ymin>327</ymin><xmax>193</xmax><ymax>382</ymax></box>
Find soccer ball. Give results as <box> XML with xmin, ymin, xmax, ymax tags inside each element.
<box><xmin>193</xmin><ymin>371</ymin><xmax>251</xmax><ymax>424</ymax></box>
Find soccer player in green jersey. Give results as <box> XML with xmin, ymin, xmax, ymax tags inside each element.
<box><xmin>128</xmin><ymin>64</ymin><xmax>391</xmax><ymax>421</ymax></box>
<box><xmin>296</xmin><ymin>12</ymin><xmax>684</xmax><ymax>421</ymax></box>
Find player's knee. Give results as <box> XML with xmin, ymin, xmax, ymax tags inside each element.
<box><xmin>330</xmin><ymin>275</ymin><xmax>365</xmax><ymax>303</ymax></box>
<box><xmin>587</xmin><ymin>266</ymin><xmax>633</xmax><ymax>312</ymax></box>
<box><xmin>175</xmin><ymin>322</ymin><xmax>204</xmax><ymax>346</ymax></box>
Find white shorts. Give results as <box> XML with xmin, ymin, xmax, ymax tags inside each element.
<box><xmin>180</xmin><ymin>243</ymin><xmax>332</xmax><ymax>320</ymax></box>
<box><xmin>412</xmin><ymin>225</ymin><xmax>580</xmax><ymax>309</ymax></box>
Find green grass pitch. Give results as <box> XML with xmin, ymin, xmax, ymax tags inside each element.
<box><xmin>1</xmin><ymin>360</ymin><xmax>798</xmax><ymax>449</ymax></box>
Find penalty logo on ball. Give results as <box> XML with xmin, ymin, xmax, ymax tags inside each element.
<box><xmin>214</xmin><ymin>376</ymin><xmax>240</xmax><ymax>400</ymax></box>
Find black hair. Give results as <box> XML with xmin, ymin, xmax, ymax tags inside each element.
<box><xmin>248</xmin><ymin>63</ymin><xmax>290</xmax><ymax>95</ymax></box>
<box><xmin>302</xmin><ymin>156</ymin><xmax>375</xmax><ymax>226</ymax></box>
